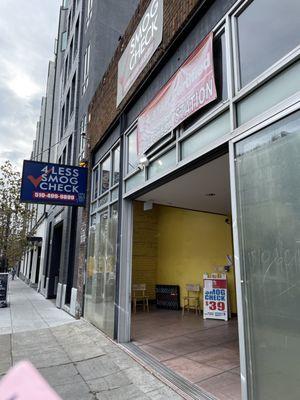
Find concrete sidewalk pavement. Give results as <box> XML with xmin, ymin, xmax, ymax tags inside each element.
<box><xmin>0</xmin><ymin>279</ymin><xmax>183</xmax><ymax>400</ymax></box>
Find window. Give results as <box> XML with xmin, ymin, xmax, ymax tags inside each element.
<box><xmin>62</xmin><ymin>147</ymin><xmax>67</xmax><ymax>164</ymax></box>
<box><xmin>60</xmin><ymin>105</ymin><xmax>65</xmax><ymax>138</ymax></box>
<box><xmin>61</xmin><ymin>31</ymin><xmax>67</xmax><ymax>51</ymax></box>
<box><xmin>65</xmin><ymin>90</ymin><xmax>70</xmax><ymax>128</ymax></box>
<box><xmin>127</xmin><ymin>128</ymin><xmax>138</xmax><ymax>173</ymax></box>
<box><xmin>86</xmin><ymin>0</ymin><xmax>93</xmax><ymax>27</ymax></box>
<box><xmin>67</xmin><ymin>12</ymin><xmax>72</xmax><ymax>37</ymax></box>
<box><xmin>74</xmin><ymin>17</ymin><xmax>79</xmax><ymax>55</ymax></box>
<box><xmin>79</xmin><ymin>115</ymin><xmax>87</xmax><ymax>155</ymax></box>
<box><xmin>236</xmin><ymin>0</ymin><xmax>300</xmax><ymax>88</ymax></box>
<box><xmin>82</xmin><ymin>45</ymin><xmax>90</xmax><ymax>94</ymax></box>
<box><xmin>67</xmin><ymin>136</ymin><xmax>73</xmax><ymax>164</ymax></box>
<box><xmin>112</xmin><ymin>146</ymin><xmax>120</xmax><ymax>185</ymax></box>
<box><xmin>64</xmin><ymin>56</ymin><xmax>68</xmax><ymax>86</ymax></box>
<box><xmin>70</xmin><ymin>72</ymin><xmax>76</xmax><ymax>115</ymax></box>
<box><xmin>54</xmin><ymin>38</ymin><xmax>58</xmax><ymax>55</ymax></box>
<box><xmin>235</xmin><ymin>111</ymin><xmax>300</xmax><ymax>400</ymax></box>
<box><xmin>100</xmin><ymin>156</ymin><xmax>111</xmax><ymax>194</ymax></box>
<box><xmin>69</xmin><ymin>39</ymin><xmax>73</xmax><ymax>73</ymax></box>
<box><xmin>92</xmin><ymin>166</ymin><xmax>98</xmax><ymax>200</ymax></box>
<box><xmin>72</xmin><ymin>0</ymin><xmax>75</xmax><ymax>21</ymax></box>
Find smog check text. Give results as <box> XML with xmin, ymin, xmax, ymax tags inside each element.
<box><xmin>39</xmin><ymin>166</ymin><xmax>79</xmax><ymax>193</ymax></box>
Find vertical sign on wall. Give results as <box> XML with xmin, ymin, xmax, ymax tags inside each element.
<box><xmin>203</xmin><ymin>274</ymin><xmax>229</xmax><ymax>321</ymax></box>
<box><xmin>117</xmin><ymin>0</ymin><xmax>163</xmax><ymax>106</ymax></box>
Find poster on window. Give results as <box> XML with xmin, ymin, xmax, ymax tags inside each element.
<box><xmin>137</xmin><ymin>32</ymin><xmax>217</xmax><ymax>155</ymax></box>
<box><xmin>203</xmin><ymin>274</ymin><xmax>228</xmax><ymax>321</ymax></box>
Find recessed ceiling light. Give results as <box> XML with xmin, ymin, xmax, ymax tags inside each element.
<box><xmin>205</xmin><ymin>193</ymin><xmax>216</xmax><ymax>197</ymax></box>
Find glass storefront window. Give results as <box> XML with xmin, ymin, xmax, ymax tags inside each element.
<box><xmin>181</xmin><ymin>111</ymin><xmax>230</xmax><ymax>160</ymax></box>
<box><xmin>235</xmin><ymin>111</ymin><xmax>300</xmax><ymax>399</ymax></box>
<box><xmin>112</xmin><ymin>145</ymin><xmax>120</xmax><ymax>185</ymax></box>
<box><xmin>84</xmin><ymin>205</ymin><xmax>118</xmax><ymax>338</ymax></box>
<box><xmin>125</xmin><ymin>170</ymin><xmax>144</xmax><ymax>192</ymax></box>
<box><xmin>127</xmin><ymin>128</ymin><xmax>139</xmax><ymax>173</ymax></box>
<box><xmin>92</xmin><ymin>166</ymin><xmax>98</xmax><ymax>200</ymax></box>
<box><xmin>237</xmin><ymin>60</ymin><xmax>300</xmax><ymax>126</ymax></box>
<box><xmin>236</xmin><ymin>0</ymin><xmax>300</xmax><ymax>88</ymax></box>
<box><xmin>100</xmin><ymin>156</ymin><xmax>111</xmax><ymax>194</ymax></box>
<box><xmin>98</xmin><ymin>193</ymin><xmax>109</xmax><ymax>208</ymax></box>
<box><xmin>148</xmin><ymin>148</ymin><xmax>176</xmax><ymax>180</ymax></box>
<box><xmin>85</xmin><ymin>141</ymin><xmax>120</xmax><ymax>338</ymax></box>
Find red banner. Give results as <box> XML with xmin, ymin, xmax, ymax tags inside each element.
<box><xmin>137</xmin><ymin>32</ymin><xmax>217</xmax><ymax>155</ymax></box>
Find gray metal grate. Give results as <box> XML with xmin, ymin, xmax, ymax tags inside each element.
<box><xmin>122</xmin><ymin>343</ymin><xmax>218</xmax><ymax>400</ymax></box>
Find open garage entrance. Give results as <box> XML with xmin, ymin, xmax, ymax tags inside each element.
<box><xmin>130</xmin><ymin>153</ymin><xmax>241</xmax><ymax>400</ymax></box>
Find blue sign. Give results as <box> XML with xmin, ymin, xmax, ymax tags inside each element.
<box><xmin>20</xmin><ymin>160</ymin><xmax>88</xmax><ymax>207</ymax></box>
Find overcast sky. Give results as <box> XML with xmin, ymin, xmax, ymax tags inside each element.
<box><xmin>0</xmin><ymin>0</ymin><xmax>61</xmax><ymax>170</ymax></box>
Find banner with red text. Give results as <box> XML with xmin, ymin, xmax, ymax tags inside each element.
<box><xmin>137</xmin><ymin>33</ymin><xmax>217</xmax><ymax>155</ymax></box>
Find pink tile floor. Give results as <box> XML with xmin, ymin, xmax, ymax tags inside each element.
<box><xmin>131</xmin><ymin>308</ymin><xmax>241</xmax><ymax>400</ymax></box>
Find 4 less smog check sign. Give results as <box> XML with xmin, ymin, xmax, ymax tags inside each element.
<box><xmin>117</xmin><ymin>0</ymin><xmax>163</xmax><ymax>106</ymax></box>
<box><xmin>137</xmin><ymin>33</ymin><xmax>217</xmax><ymax>155</ymax></box>
<box><xmin>20</xmin><ymin>160</ymin><xmax>87</xmax><ymax>207</ymax></box>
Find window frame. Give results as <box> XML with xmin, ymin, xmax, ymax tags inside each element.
<box><xmin>90</xmin><ymin>141</ymin><xmax>120</xmax><ymax>223</ymax></box>
<box><xmin>82</xmin><ymin>44</ymin><xmax>90</xmax><ymax>95</ymax></box>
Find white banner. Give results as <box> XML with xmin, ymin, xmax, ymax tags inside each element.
<box><xmin>117</xmin><ymin>0</ymin><xmax>163</xmax><ymax>106</ymax></box>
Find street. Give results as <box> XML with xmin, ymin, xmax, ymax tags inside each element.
<box><xmin>0</xmin><ymin>279</ymin><xmax>183</xmax><ymax>400</ymax></box>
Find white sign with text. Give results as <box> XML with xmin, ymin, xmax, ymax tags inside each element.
<box><xmin>117</xmin><ymin>0</ymin><xmax>163</xmax><ymax>106</ymax></box>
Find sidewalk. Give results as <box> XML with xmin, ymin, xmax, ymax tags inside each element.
<box><xmin>0</xmin><ymin>279</ymin><xmax>183</xmax><ymax>400</ymax></box>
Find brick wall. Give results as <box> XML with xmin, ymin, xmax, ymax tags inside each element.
<box><xmin>132</xmin><ymin>201</ymin><xmax>159</xmax><ymax>300</ymax></box>
<box><xmin>88</xmin><ymin>0</ymin><xmax>200</xmax><ymax>151</ymax></box>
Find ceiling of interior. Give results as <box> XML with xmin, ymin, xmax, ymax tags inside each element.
<box><xmin>137</xmin><ymin>154</ymin><xmax>231</xmax><ymax>215</ymax></box>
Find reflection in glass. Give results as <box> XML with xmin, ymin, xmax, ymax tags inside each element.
<box><xmin>235</xmin><ymin>111</ymin><xmax>300</xmax><ymax>399</ymax></box>
<box><xmin>237</xmin><ymin>0</ymin><xmax>300</xmax><ymax>87</ymax></box>
<box><xmin>93</xmin><ymin>166</ymin><xmax>98</xmax><ymax>199</ymax></box>
<box><xmin>113</xmin><ymin>146</ymin><xmax>120</xmax><ymax>184</ymax></box>
<box><xmin>128</xmin><ymin>129</ymin><xmax>138</xmax><ymax>173</ymax></box>
<box><xmin>84</xmin><ymin>204</ymin><xmax>119</xmax><ymax>338</ymax></box>
<box><xmin>98</xmin><ymin>194</ymin><xmax>109</xmax><ymax>208</ymax></box>
<box><xmin>181</xmin><ymin>111</ymin><xmax>230</xmax><ymax>160</ymax></box>
<box><xmin>148</xmin><ymin>148</ymin><xmax>176</xmax><ymax>179</ymax></box>
<box><xmin>101</xmin><ymin>156</ymin><xmax>110</xmax><ymax>194</ymax></box>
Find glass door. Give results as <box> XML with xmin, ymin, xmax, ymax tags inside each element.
<box><xmin>233</xmin><ymin>110</ymin><xmax>300</xmax><ymax>400</ymax></box>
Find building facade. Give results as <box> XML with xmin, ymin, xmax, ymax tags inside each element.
<box><xmin>21</xmin><ymin>0</ymin><xmax>140</xmax><ymax>317</ymax></box>
<box><xmin>19</xmin><ymin>60</ymin><xmax>56</xmax><ymax>286</ymax></box>
<box><xmin>82</xmin><ymin>0</ymin><xmax>300</xmax><ymax>399</ymax></box>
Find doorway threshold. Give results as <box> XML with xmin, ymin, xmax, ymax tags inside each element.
<box><xmin>121</xmin><ymin>342</ymin><xmax>217</xmax><ymax>400</ymax></box>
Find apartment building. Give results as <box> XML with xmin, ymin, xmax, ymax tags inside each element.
<box><xmin>21</xmin><ymin>0</ymin><xmax>139</xmax><ymax>317</ymax></box>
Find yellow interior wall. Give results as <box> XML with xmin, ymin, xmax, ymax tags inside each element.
<box><xmin>156</xmin><ymin>206</ymin><xmax>236</xmax><ymax>313</ymax></box>
<box><xmin>132</xmin><ymin>201</ymin><xmax>237</xmax><ymax>313</ymax></box>
<box><xmin>132</xmin><ymin>201</ymin><xmax>158</xmax><ymax>300</ymax></box>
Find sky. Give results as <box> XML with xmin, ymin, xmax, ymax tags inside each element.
<box><xmin>0</xmin><ymin>0</ymin><xmax>61</xmax><ymax>171</ymax></box>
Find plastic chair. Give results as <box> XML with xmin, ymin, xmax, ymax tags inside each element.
<box><xmin>182</xmin><ymin>284</ymin><xmax>201</xmax><ymax>316</ymax></box>
<box><xmin>132</xmin><ymin>284</ymin><xmax>149</xmax><ymax>313</ymax></box>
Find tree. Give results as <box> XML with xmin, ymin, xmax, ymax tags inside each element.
<box><xmin>0</xmin><ymin>161</ymin><xmax>34</xmax><ymax>272</ymax></box>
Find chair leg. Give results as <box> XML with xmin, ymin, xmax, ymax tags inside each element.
<box><xmin>146</xmin><ymin>298</ymin><xmax>149</xmax><ymax>312</ymax></box>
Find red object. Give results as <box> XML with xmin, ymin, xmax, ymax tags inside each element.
<box><xmin>137</xmin><ymin>32</ymin><xmax>217</xmax><ymax>155</ymax></box>
<box><xmin>212</xmin><ymin>279</ymin><xmax>227</xmax><ymax>289</ymax></box>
